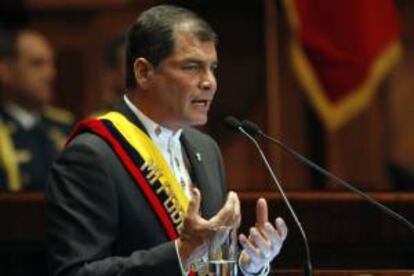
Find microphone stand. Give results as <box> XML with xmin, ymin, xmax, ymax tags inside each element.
<box><xmin>231</xmin><ymin>122</ymin><xmax>313</xmax><ymax>276</ymax></box>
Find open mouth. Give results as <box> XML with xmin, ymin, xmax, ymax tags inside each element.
<box><xmin>191</xmin><ymin>99</ymin><xmax>209</xmax><ymax>107</ymax></box>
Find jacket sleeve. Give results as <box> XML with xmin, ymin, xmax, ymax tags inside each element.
<box><xmin>45</xmin><ymin>134</ymin><xmax>182</xmax><ymax>276</ymax></box>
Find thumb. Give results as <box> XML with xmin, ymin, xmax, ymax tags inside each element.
<box><xmin>186</xmin><ymin>187</ymin><xmax>201</xmax><ymax>218</ymax></box>
<box><xmin>209</xmin><ymin>191</ymin><xmax>237</xmax><ymax>227</ymax></box>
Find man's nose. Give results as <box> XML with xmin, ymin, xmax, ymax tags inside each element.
<box><xmin>199</xmin><ymin>71</ymin><xmax>216</xmax><ymax>91</ymax></box>
<box><xmin>200</xmin><ymin>80</ymin><xmax>211</xmax><ymax>91</ymax></box>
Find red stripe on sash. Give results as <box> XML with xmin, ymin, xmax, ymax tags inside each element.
<box><xmin>67</xmin><ymin>119</ymin><xmax>178</xmax><ymax>240</ymax></box>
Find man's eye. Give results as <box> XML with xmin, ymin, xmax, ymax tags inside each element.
<box><xmin>182</xmin><ymin>64</ymin><xmax>200</xmax><ymax>72</ymax></box>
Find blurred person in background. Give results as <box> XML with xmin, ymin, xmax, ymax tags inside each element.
<box><xmin>93</xmin><ymin>33</ymin><xmax>126</xmax><ymax>116</ymax></box>
<box><xmin>102</xmin><ymin>33</ymin><xmax>126</xmax><ymax>109</ymax></box>
<box><xmin>0</xmin><ymin>29</ymin><xmax>74</xmax><ymax>192</ymax></box>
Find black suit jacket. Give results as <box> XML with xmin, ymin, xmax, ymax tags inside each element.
<box><xmin>46</xmin><ymin>100</ymin><xmax>226</xmax><ymax>276</ymax></box>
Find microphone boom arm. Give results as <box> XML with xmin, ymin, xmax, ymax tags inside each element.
<box><xmin>260</xmin><ymin>131</ymin><xmax>414</xmax><ymax>234</ymax></box>
<box><xmin>237</xmin><ymin>126</ymin><xmax>313</xmax><ymax>276</ymax></box>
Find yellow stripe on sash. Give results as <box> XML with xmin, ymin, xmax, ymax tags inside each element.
<box><xmin>99</xmin><ymin>112</ymin><xmax>189</xmax><ymax>218</ymax></box>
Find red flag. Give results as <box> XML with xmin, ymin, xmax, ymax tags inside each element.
<box><xmin>284</xmin><ymin>0</ymin><xmax>401</xmax><ymax>130</ymax></box>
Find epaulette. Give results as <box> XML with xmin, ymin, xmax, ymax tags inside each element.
<box><xmin>43</xmin><ymin>106</ymin><xmax>75</xmax><ymax>125</ymax></box>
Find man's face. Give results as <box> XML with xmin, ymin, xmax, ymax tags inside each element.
<box><xmin>6</xmin><ymin>32</ymin><xmax>56</xmax><ymax>108</ymax></box>
<box><xmin>146</xmin><ymin>28</ymin><xmax>218</xmax><ymax>130</ymax></box>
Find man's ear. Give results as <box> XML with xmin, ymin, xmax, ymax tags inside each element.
<box><xmin>133</xmin><ymin>58</ymin><xmax>154</xmax><ymax>90</ymax></box>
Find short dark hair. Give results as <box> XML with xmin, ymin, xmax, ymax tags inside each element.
<box><xmin>125</xmin><ymin>4</ymin><xmax>217</xmax><ymax>90</ymax></box>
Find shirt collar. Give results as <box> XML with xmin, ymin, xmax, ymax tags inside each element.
<box><xmin>2</xmin><ymin>102</ymin><xmax>41</xmax><ymax>130</ymax></box>
<box><xmin>123</xmin><ymin>94</ymin><xmax>183</xmax><ymax>143</ymax></box>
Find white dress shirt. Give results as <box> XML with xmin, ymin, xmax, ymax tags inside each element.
<box><xmin>124</xmin><ymin>95</ymin><xmax>192</xmax><ymax>196</ymax></box>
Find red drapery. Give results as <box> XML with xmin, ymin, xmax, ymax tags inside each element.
<box><xmin>284</xmin><ymin>0</ymin><xmax>401</xmax><ymax>130</ymax></box>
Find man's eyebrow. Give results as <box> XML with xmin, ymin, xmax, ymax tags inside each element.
<box><xmin>181</xmin><ymin>58</ymin><xmax>218</xmax><ymax>66</ymax></box>
<box><xmin>181</xmin><ymin>58</ymin><xmax>204</xmax><ymax>64</ymax></box>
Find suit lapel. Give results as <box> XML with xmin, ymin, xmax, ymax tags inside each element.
<box><xmin>181</xmin><ymin>131</ymin><xmax>215</xmax><ymax>218</ymax></box>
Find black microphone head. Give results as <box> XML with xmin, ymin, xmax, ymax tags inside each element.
<box><xmin>242</xmin><ymin>120</ymin><xmax>262</xmax><ymax>137</ymax></box>
<box><xmin>223</xmin><ymin>116</ymin><xmax>242</xmax><ymax>132</ymax></box>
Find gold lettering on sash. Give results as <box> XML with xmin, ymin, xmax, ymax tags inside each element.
<box><xmin>141</xmin><ymin>160</ymin><xmax>162</xmax><ymax>185</ymax></box>
<box><xmin>164</xmin><ymin>196</ymin><xmax>184</xmax><ymax>225</ymax></box>
<box><xmin>149</xmin><ymin>171</ymin><xmax>161</xmax><ymax>185</ymax></box>
<box><xmin>141</xmin><ymin>160</ymin><xmax>183</xmax><ymax>226</ymax></box>
<box><xmin>156</xmin><ymin>184</ymin><xmax>166</xmax><ymax>194</ymax></box>
<box><xmin>171</xmin><ymin>210</ymin><xmax>183</xmax><ymax>226</ymax></box>
<box><xmin>164</xmin><ymin>196</ymin><xmax>176</xmax><ymax>212</ymax></box>
<box><xmin>140</xmin><ymin>161</ymin><xmax>150</xmax><ymax>171</ymax></box>
<box><xmin>141</xmin><ymin>160</ymin><xmax>175</xmax><ymax>197</ymax></box>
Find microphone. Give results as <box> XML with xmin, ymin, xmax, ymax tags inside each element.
<box><xmin>223</xmin><ymin>116</ymin><xmax>243</xmax><ymax>130</ymax></box>
<box><xmin>241</xmin><ymin>119</ymin><xmax>414</xmax><ymax>234</ymax></box>
<box><xmin>224</xmin><ymin>116</ymin><xmax>313</xmax><ymax>276</ymax></box>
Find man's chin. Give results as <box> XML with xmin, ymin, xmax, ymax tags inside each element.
<box><xmin>188</xmin><ymin>116</ymin><xmax>208</xmax><ymax>127</ymax></box>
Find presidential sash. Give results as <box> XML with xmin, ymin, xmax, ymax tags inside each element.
<box><xmin>66</xmin><ymin>111</ymin><xmax>189</xmax><ymax>240</ymax></box>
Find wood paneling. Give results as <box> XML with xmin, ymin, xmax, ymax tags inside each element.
<box><xmin>240</xmin><ymin>192</ymin><xmax>414</xmax><ymax>269</ymax></box>
<box><xmin>1</xmin><ymin>192</ymin><xmax>413</xmax><ymax>270</ymax></box>
<box><xmin>325</xmin><ymin>92</ymin><xmax>390</xmax><ymax>190</ymax></box>
<box><xmin>388</xmin><ymin>0</ymin><xmax>414</xmax><ymax>168</ymax></box>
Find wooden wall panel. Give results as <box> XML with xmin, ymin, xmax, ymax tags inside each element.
<box><xmin>1</xmin><ymin>192</ymin><xmax>413</xmax><ymax>271</ymax></box>
<box><xmin>276</xmin><ymin>1</ymin><xmax>312</xmax><ymax>190</ymax></box>
<box><xmin>240</xmin><ymin>192</ymin><xmax>414</xmax><ymax>269</ymax></box>
<box><xmin>388</xmin><ymin>0</ymin><xmax>414</xmax><ymax>171</ymax></box>
<box><xmin>325</xmin><ymin>92</ymin><xmax>390</xmax><ymax>191</ymax></box>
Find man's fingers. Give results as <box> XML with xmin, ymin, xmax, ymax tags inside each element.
<box><xmin>275</xmin><ymin>217</ymin><xmax>288</xmax><ymax>241</ymax></box>
<box><xmin>186</xmin><ymin>187</ymin><xmax>201</xmax><ymax>217</ymax></box>
<box><xmin>264</xmin><ymin>222</ymin><xmax>284</xmax><ymax>255</ymax></box>
<box><xmin>249</xmin><ymin>227</ymin><xmax>271</xmax><ymax>258</ymax></box>
<box><xmin>256</xmin><ymin>198</ymin><xmax>269</xmax><ymax>227</ymax></box>
<box><xmin>239</xmin><ymin>233</ymin><xmax>260</xmax><ymax>259</ymax></box>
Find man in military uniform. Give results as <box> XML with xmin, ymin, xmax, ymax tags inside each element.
<box><xmin>0</xmin><ymin>29</ymin><xmax>74</xmax><ymax>191</ymax></box>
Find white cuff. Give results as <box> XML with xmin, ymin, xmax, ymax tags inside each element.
<box><xmin>238</xmin><ymin>257</ymin><xmax>270</xmax><ymax>276</ymax></box>
<box><xmin>174</xmin><ymin>239</ymin><xmax>187</xmax><ymax>275</ymax></box>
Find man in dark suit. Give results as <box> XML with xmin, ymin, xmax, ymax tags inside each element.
<box><xmin>46</xmin><ymin>5</ymin><xmax>287</xmax><ymax>276</ymax></box>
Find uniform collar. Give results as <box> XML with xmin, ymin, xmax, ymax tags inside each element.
<box><xmin>2</xmin><ymin>102</ymin><xmax>41</xmax><ymax>130</ymax></box>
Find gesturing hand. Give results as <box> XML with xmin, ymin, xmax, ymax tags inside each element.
<box><xmin>239</xmin><ymin>198</ymin><xmax>288</xmax><ymax>274</ymax></box>
<box><xmin>177</xmin><ymin>187</ymin><xmax>241</xmax><ymax>269</ymax></box>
